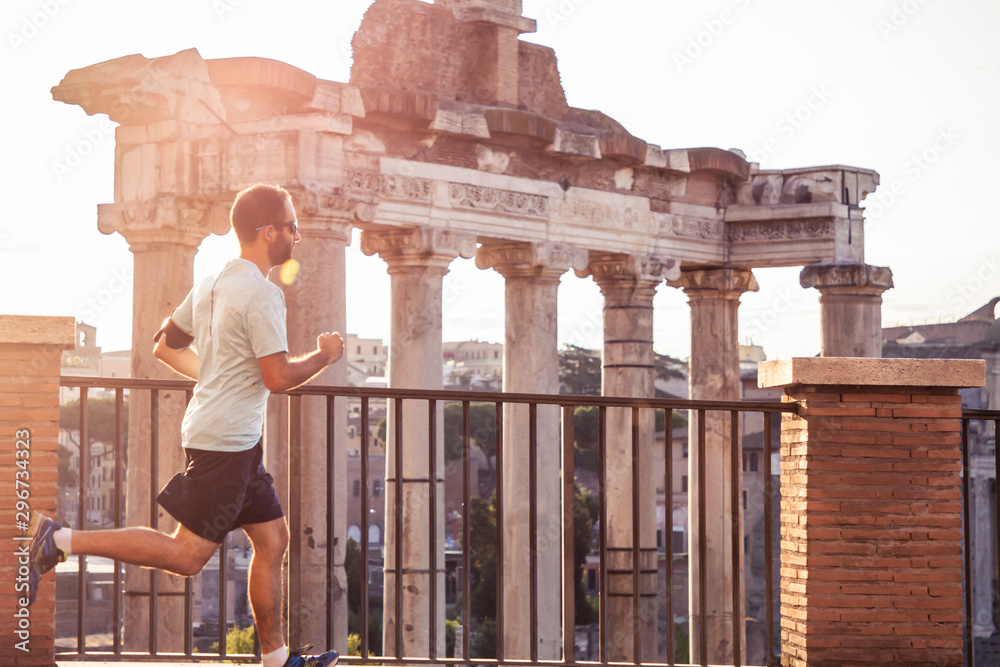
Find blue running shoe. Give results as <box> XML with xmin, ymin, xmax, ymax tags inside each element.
<box><xmin>283</xmin><ymin>646</ymin><xmax>338</xmax><ymax>667</ymax></box>
<box><xmin>27</xmin><ymin>512</ymin><xmax>66</xmax><ymax>606</ymax></box>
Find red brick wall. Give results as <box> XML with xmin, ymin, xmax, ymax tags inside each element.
<box><xmin>1</xmin><ymin>335</ymin><xmax>69</xmax><ymax>667</ymax></box>
<box><xmin>779</xmin><ymin>384</ymin><xmax>965</xmax><ymax>667</ymax></box>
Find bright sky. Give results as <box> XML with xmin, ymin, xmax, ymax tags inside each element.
<box><xmin>2</xmin><ymin>0</ymin><xmax>998</xmax><ymax>360</ymax></box>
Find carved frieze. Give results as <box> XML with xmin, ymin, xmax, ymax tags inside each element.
<box><xmin>726</xmin><ymin>220</ymin><xmax>837</xmax><ymax>243</ymax></box>
<box><xmin>345</xmin><ymin>168</ymin><xmax>433</xmax><ymax>202</ymax></box>
<box><xmin>663</xmin><ymin>217</ymin><xmax>726</xmax><ymax>241</ymax></box>
<box><xmin>557</xmin><ymin>199</ymin><xmax>653</xmax><ymax>234</ymax></box>
<box><xmin>449</xmin><ymin>183</ymin><xmax>548</xmax><ymax>219</ymax></box>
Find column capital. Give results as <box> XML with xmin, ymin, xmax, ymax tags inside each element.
<box><xmin>800</xmin><ymin>262</ymin><xmax>893</xmax><ymax>295</ymax></box>
<box><xmin>287</xmin><ymin>184</ymin><xmax>366</xmax><ymax>243</ymax></box>
<box><xmin>360</xmin><ymin>227</ymin><xmax>476</xmax><ymax>272</ymax></box>
<box><xmin>577</xmin><ymin>252</ymin><xmax>680</xmax><ymax>284</ymax></box>
<box><xmin>97</xmin><ymin>195</ymin><xmax>230</xmax><ymax>251</ymax></box>
<box><xmin>476</xmin><ymin>241</ymin><xmax>587</xmax><ymax>280</ymax></box>
<box><xmin>669</xmin><ymin>267</ymin><xmax>759</xmax><ymax>296</ymax></box>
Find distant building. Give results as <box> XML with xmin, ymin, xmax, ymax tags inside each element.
<box><xmin>443</xmin><ymin>340</ymin><xmax>503</xmax><ymax>389</ymax></box>
<box><xmin>883</xmin><ymin>297</ymin><xmax>1000</xmax><ymax>649</ymax></box>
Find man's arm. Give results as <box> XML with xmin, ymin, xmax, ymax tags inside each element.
<box><xmin>152</xmin><ymin>318</ymin><xmax>200</xmax><ymax>380</ymax></box>
<box><xmin>257</xmin><ymin>332</ymin><xmax>345</xmax><ymax>392</ymax></box>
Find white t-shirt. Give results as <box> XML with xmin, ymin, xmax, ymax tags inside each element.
<box><xmin>171</xmin><ymin>258</ymin><xmax>288</xmax><ymax>452</ymax></box>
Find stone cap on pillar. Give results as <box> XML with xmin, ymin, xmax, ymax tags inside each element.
<box><xmin>0</xmin><ymin>315</ymin><xmax>76</xmax><ymax>348</ymax></box>
<box><xmin>800</xmin><ymin>262</ymin><xmax>893</xmax><ymax>292</ymax></box>
<box><xmin>758</xmin><ymin>357</ymin><xmax>985</xmax><ymax>389</ymax></box>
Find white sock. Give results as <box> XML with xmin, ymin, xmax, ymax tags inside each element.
<box><xmin>262</xmin><ymin>646</ymin><xmax>289</xmax><ymax>667</ymax></box>
<box><xmin>53</xmin><ymin>528</ymin><xmax>72</xmax><ymax>558</ymax></box>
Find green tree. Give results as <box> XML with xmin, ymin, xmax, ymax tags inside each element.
<box><xmin>443</xmin><ymin>403</ymin><xmax>497</xmax><ymax>472</ymax></box>
<box><xmin>572</xmin><ymin>483</ymin><xmax>600</xmax><ymax>625</ymax></box>
<box><xmin>558</xmin><ymin>345</ymin><xmax>601</xmax><ymax>396</ymax></box>
<box><xmin>345</xmin><ymin>536</ymin><xmax>382</xmax><ymax>655</ymax></box>
<box><xmin>59</xmin><ymin>396</ymin><xmax>128</xmax><ymax>443</ymax></box>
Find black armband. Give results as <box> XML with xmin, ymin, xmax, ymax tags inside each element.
<box><xmin>153</xmin><ymin>317</ymin><xmax>194</xmax><ymax>350</ymax></box>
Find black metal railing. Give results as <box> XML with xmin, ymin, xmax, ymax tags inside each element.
<box><xmin>959</xmin><ymin>409</ymin><xmax>1000</xmax><ymax>667</ymax></box>
<box><xmin>55</xmin><ymin>375</ymin><xmax>792</xmax><ymax>665</ymax></box>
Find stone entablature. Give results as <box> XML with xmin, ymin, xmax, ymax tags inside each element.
<box><xmin>53</xmin><ymin>33</ymin><xmax>874</xmax><ymax>273</ymax></box>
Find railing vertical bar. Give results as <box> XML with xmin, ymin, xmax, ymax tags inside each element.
<box><xmin>697</xmin><ymin>408</ymin><xmax>707</xmax><ymax>667</ymax></box>
<box><xmin>962</xmin><ymin>418</ymin><xmax>974</xmax><ymax>667</ymax></box>
<box><xmin>149</xmin><ymin>389</ymin><xmax>159</xmax><ymax>655</ymax></box>
<box><xmin>394</xmin><ymin>397</ymin><xmax>404</xmax><ymax>660</ymax></box>
<box><xmin>494</xmin><ymin>401</ymin><xmax>505</xmax><ymax>663</ymax></box>
<box><xmin>113</xmin><ymin>387</ymin><xmax>124</xmax><ymax>656</ymax></box>
<box><xmin>288</xmin><ymin>394</ymin><xmax>302</xmax><ymax>649</ymax></box>
<box><xmin>183</xmin><ymin>388</ymin><xmax>194</xmax><ymax>657</ymax></box>
<box><xmin>428</xmin><ymin>399</ymin><xmax>438</xmax><ymax>661</ymax></box>
<box><xmin>664</xmin><ymin>412</ymin><xmax>674</xmax><ymax>666</ymax></box>
<box><xmin>529</xmin><ymin>402</ymin><xmax>539</xmax><ymax>664</ymax></box>
<box><xmin>631</xmin><ymin>405</ymin><xmax>641</xmax><ymax>665</ymax></box>
<box><xmin>327</xmin><ymin>395</ymin><xmax>336</xmax><ymax>652</ymax></box>
<box><xmin>462</xmin><ymin>400</ymin><xmax>471</xmax><ymax>662</ymax></box>
<box><xmin>763</xmin><ymin>413</ymin><xmax>775</xmax><ymax>667</ymax></box>
<box><xmin>77</xmin><ymin>388</ymin><xmax>89</xmax><ymax>654</ymax></box>
<box><xmin>995</xmin><ymin>417</ymin><xmax>1000</xmax><ymax>647</ymax></box>
<box><xmin>360</xmin><ymin>395</ymin><xmax>370</xmax><ymax>660</ymax></box>
<box><xmin>730</xmin><ymin>410</ymin><xmax>742</xmax><ymax>667</ymax></box>
<box><xmin>598</xmin><ymin>405</ymin><xmax>608</xmax><ymax>663</ymax></box>
<box><xmin>561</xmin><ymin>405</ymin><xmax>576</xmax><ymax>665</ymax></box>
<box><xmin>219</xmin><ymin>535</ymin><xmax>228</xmax><ymax>658</ymax></box>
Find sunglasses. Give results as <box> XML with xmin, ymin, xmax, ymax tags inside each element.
<box><xmin>255</xmin><ymin>221</ymin><xmax>298</xmax><ymax>236</ymax></box>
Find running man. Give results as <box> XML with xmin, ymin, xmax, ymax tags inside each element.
<box><xmin>28</xmin><ymin>184</ymin><xmax>344</xmax><ymax>667</ymax></box>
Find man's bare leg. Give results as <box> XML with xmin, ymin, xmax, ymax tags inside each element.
<box><xmin>70</xmin><ymin>522</ymin><xmax>219</xmax><ymax>577</ymax></box>
<box><xmin>242</xmin><ymin>517</ymin><xmax>289</xmax><ymax>654</ymax></box>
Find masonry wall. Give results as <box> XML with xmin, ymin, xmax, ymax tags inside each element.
<box><xmin>779</xmin><ymin>385</ymin><xmax>966</xmax><ymax>666</ymax></box>
<box><xmin>0</xmin><ymin>316</ymin><xmax>75</xmax><ymax>667</ymax></box>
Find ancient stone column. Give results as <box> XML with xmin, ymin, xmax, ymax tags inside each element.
<box><xmin>476</xmin><ymin>242</ymin><xmax>587</xmax><ymax>660</ymax></box>
<box><xmin>361</xmin><ymin>227</ymin><xmax>476</xmax><ymax>658</ymax></box>
<box><xmin>800</xmin><ymin>262</ymin><xmax>893</xmax><ymax>358</ymax></box>
<box><xmin>578</xmin><ymin>252</ymin><xmax>678</xmax><ymax>663</ymax></box>
<box><xmin>97</xmin><ymin>195</ymin><xmax>229</xmax><ymax>652</ymax></box>
<box><xmin>669</xmin><ymin>267</ymin><xmax>758</xmax><ymax>665</ymax></box>
<box><xmin>265</xmin><ymin>187</ymin><xmax>361</xmax><ymax>651</ymax></box>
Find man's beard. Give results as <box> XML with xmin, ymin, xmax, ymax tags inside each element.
<box><xmin>268</xmin><ymin>237</ymin><xmax>293</xmax><ymax>266</ymax></box>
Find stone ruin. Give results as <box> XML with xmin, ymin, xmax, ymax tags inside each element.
<box><xmin>51</xmin><ymin>1</ymin><xmax>892</xmax><ymax>663</ymax></box>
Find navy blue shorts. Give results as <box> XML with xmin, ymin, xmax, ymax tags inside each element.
<box><xmin>156</xmin><ymin>440</ymin><xmax>283</xmax><ymax>543</ymax></box>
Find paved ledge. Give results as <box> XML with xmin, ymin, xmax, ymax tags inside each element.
<box><xmin>759</xmin><ymin>356</ymin><xmax>986</xmax><ymax>389</ymax></box>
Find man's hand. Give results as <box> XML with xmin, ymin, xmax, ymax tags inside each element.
<box><xmin>258</xmin><ymin>330</ymin><xmax>345</xmax><ymax>392</ymax></box>
<box><xmin>317</xmin><ymin>332</ymin><xmax>345</xmax><ymax>364</ymax></box>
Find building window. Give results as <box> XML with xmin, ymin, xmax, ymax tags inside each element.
<box><xmin>672</xmin><ymin>529</ymin><xmax>685</xmax><ymax>555</ymax></box>
<box><xmin>353</xmin><ymin>480</ymin><xmax>361</xmax><ymax>497</ymax></box>
<box><xmin>368</xmin><ymin>524</ymin><xmax>381</xmax><ymax>545</ymax></box>
<box><xmin>682</xmin><ymin>442</ymin><xmax>688</xmax><ymax>458</ymax></box>
<box><xmin>681</xmin><ymin>475</ymin><xmax>688</xmax><ymax>493</ymax></box>
<box><xmin>493</xmin><ymin>351</ymin><xmax>498</xmax><ymax>359</ymax></box>
<box><xmin>742</xmin><ymin>490</ymin><xmax>747</xmax><ymax>510</ymax></box>
<box><xmin>373</xmin><ymin>479</ymin><xmax>383</xmax><ymax>497</ymax></box>
<box><xmin>750</xmin><ymin>453</ymin><xmax>759</xmax><ymax>472</ymax></box>
<box><xmin>357</xmin><ymin>345</ymin><xmax>361</xmax><ymax>354</ymax></box>
<box><xmin>347</xmin><ymin>524</ymin><xmax>361</xmax><ymax>544</ymax></box>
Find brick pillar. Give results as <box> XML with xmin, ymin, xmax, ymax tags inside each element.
<box><xmin>759</xmin><ymin>357</ymin><xmax>986</xmax><ymax>667</ymax></box>
<box><xmin>0</xmin><ymin>315</ymin><xmax>76</xmax><ymax>667</ymax></box>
